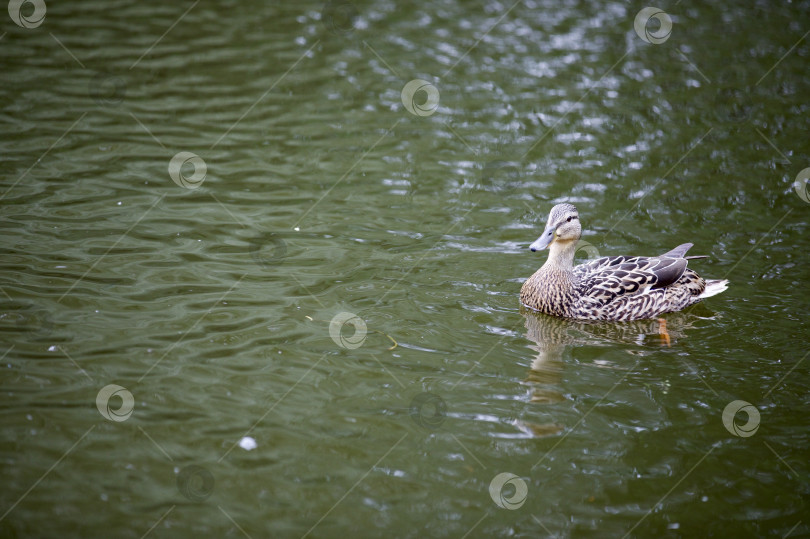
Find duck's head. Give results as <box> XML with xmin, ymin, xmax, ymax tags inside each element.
<box><xmin>530</xmin><ymin>203</ymin><xmax>581</xmax><ymax>251</ymax></box>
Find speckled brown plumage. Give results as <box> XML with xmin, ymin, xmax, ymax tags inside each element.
<box><xmin>520</xmin><ymin>204</ymin><xmax>728</xmax><ymax>321</ymax></box>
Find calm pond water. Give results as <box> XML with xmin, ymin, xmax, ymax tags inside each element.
<box><xmin>2</xmin><ymin>0</ymin><xmax>809</xmax><ymax>537</ymax></box>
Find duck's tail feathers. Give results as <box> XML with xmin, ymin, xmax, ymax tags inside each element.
<box><xmin>660</xmin><ymin>243</ymin><xmax>693</xmax><ymax>258</ymax></box>
<box><xmin>699</xmin><ymin>279</ymin><xmax>728</xmax><ymax>299</ymax></box>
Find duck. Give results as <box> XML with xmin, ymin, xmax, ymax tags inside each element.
<box><xmin>520</xmin><ymin>203</ymin><xmax>728</xmax><ymax>321</ymax></box>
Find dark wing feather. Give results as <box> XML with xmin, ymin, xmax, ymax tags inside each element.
<box><xmin>648</xmin><ymin>257</ymin><xmax>688</xmax><ymax>289</ymax></box>
<box><xmin>659</xmin><ymin>243</ymin><xmax>693</xmax><ymax>258</ymax></box>
<box><xmin>572</xmin><ymin>252</ymin><xmax>689</xmax><ymax>310</ymax></box>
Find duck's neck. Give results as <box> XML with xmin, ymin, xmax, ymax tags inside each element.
<box><xmin>520</xmin><ymin>239</ymin><xmax>579</xmax><ymax>316</ymax></box>
<box><xmin>542</xmin><ymin>239</ymin><xmax>577</xmax><ymax>275</ymax></box>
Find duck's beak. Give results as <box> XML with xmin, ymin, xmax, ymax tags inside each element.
<box><xmin>530</xmin><ymin>225</ymin><xmax>555</xmax><ymax>252</ymax></box>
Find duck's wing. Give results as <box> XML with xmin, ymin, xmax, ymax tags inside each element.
<box><xmin>573</xmin><ymin>254</ymin><xmax>688</xmax><ymax>309</ymax></box>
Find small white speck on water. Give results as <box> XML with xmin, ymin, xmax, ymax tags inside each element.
<box><xmin>294</xmin><ymin>227</ymin><xmax>300</xmax><ymax>231</ymax></box>
<box><xmin>239</xmin><ymin>436</ymin><xmax>257</xmax><ymax>451</ymax></box>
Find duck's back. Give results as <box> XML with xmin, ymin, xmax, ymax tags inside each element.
<box><xmin>570</xmin><ymin>252</ymin><xmax>700</xmax><ymax>320</ymax></box>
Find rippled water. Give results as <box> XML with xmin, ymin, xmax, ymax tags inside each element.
<box><xmin>2</xmin><ymin>0</ymin><xmax>809</xmax><ymax>537</ymax></box>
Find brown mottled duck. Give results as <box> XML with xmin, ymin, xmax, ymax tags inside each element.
<box><xmin>520</xmin><ymin>203</ymin><xmax>728</xmax><ymax>321</ymax></box>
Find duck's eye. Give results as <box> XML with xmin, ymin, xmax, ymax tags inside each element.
<box><xmin>566</xmin><ymin>216</ymin><xmax>572</xmax><ymax>222</ymax></box>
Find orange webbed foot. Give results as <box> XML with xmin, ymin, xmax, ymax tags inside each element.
<box><xmin>657</xmin><ymin>318</ymin><xmax>671</xmax><ymax>347</ymax></box>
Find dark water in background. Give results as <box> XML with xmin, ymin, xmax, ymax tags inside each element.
<box><xmin>1</xmin><ymin>0</ymin><xmax>809</xmax><ymax>537</ymax></box>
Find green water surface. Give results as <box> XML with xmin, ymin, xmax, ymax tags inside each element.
<box><xmin>2</xmin><ymin>1</ymin><xmax>809</xmax><ymax>537</ymax></box>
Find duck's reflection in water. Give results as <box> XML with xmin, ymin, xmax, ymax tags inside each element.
<box><xmin>513</xmin><ymin>307</ymin><xmax>711</xmax><ymax>437</ymax></box>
